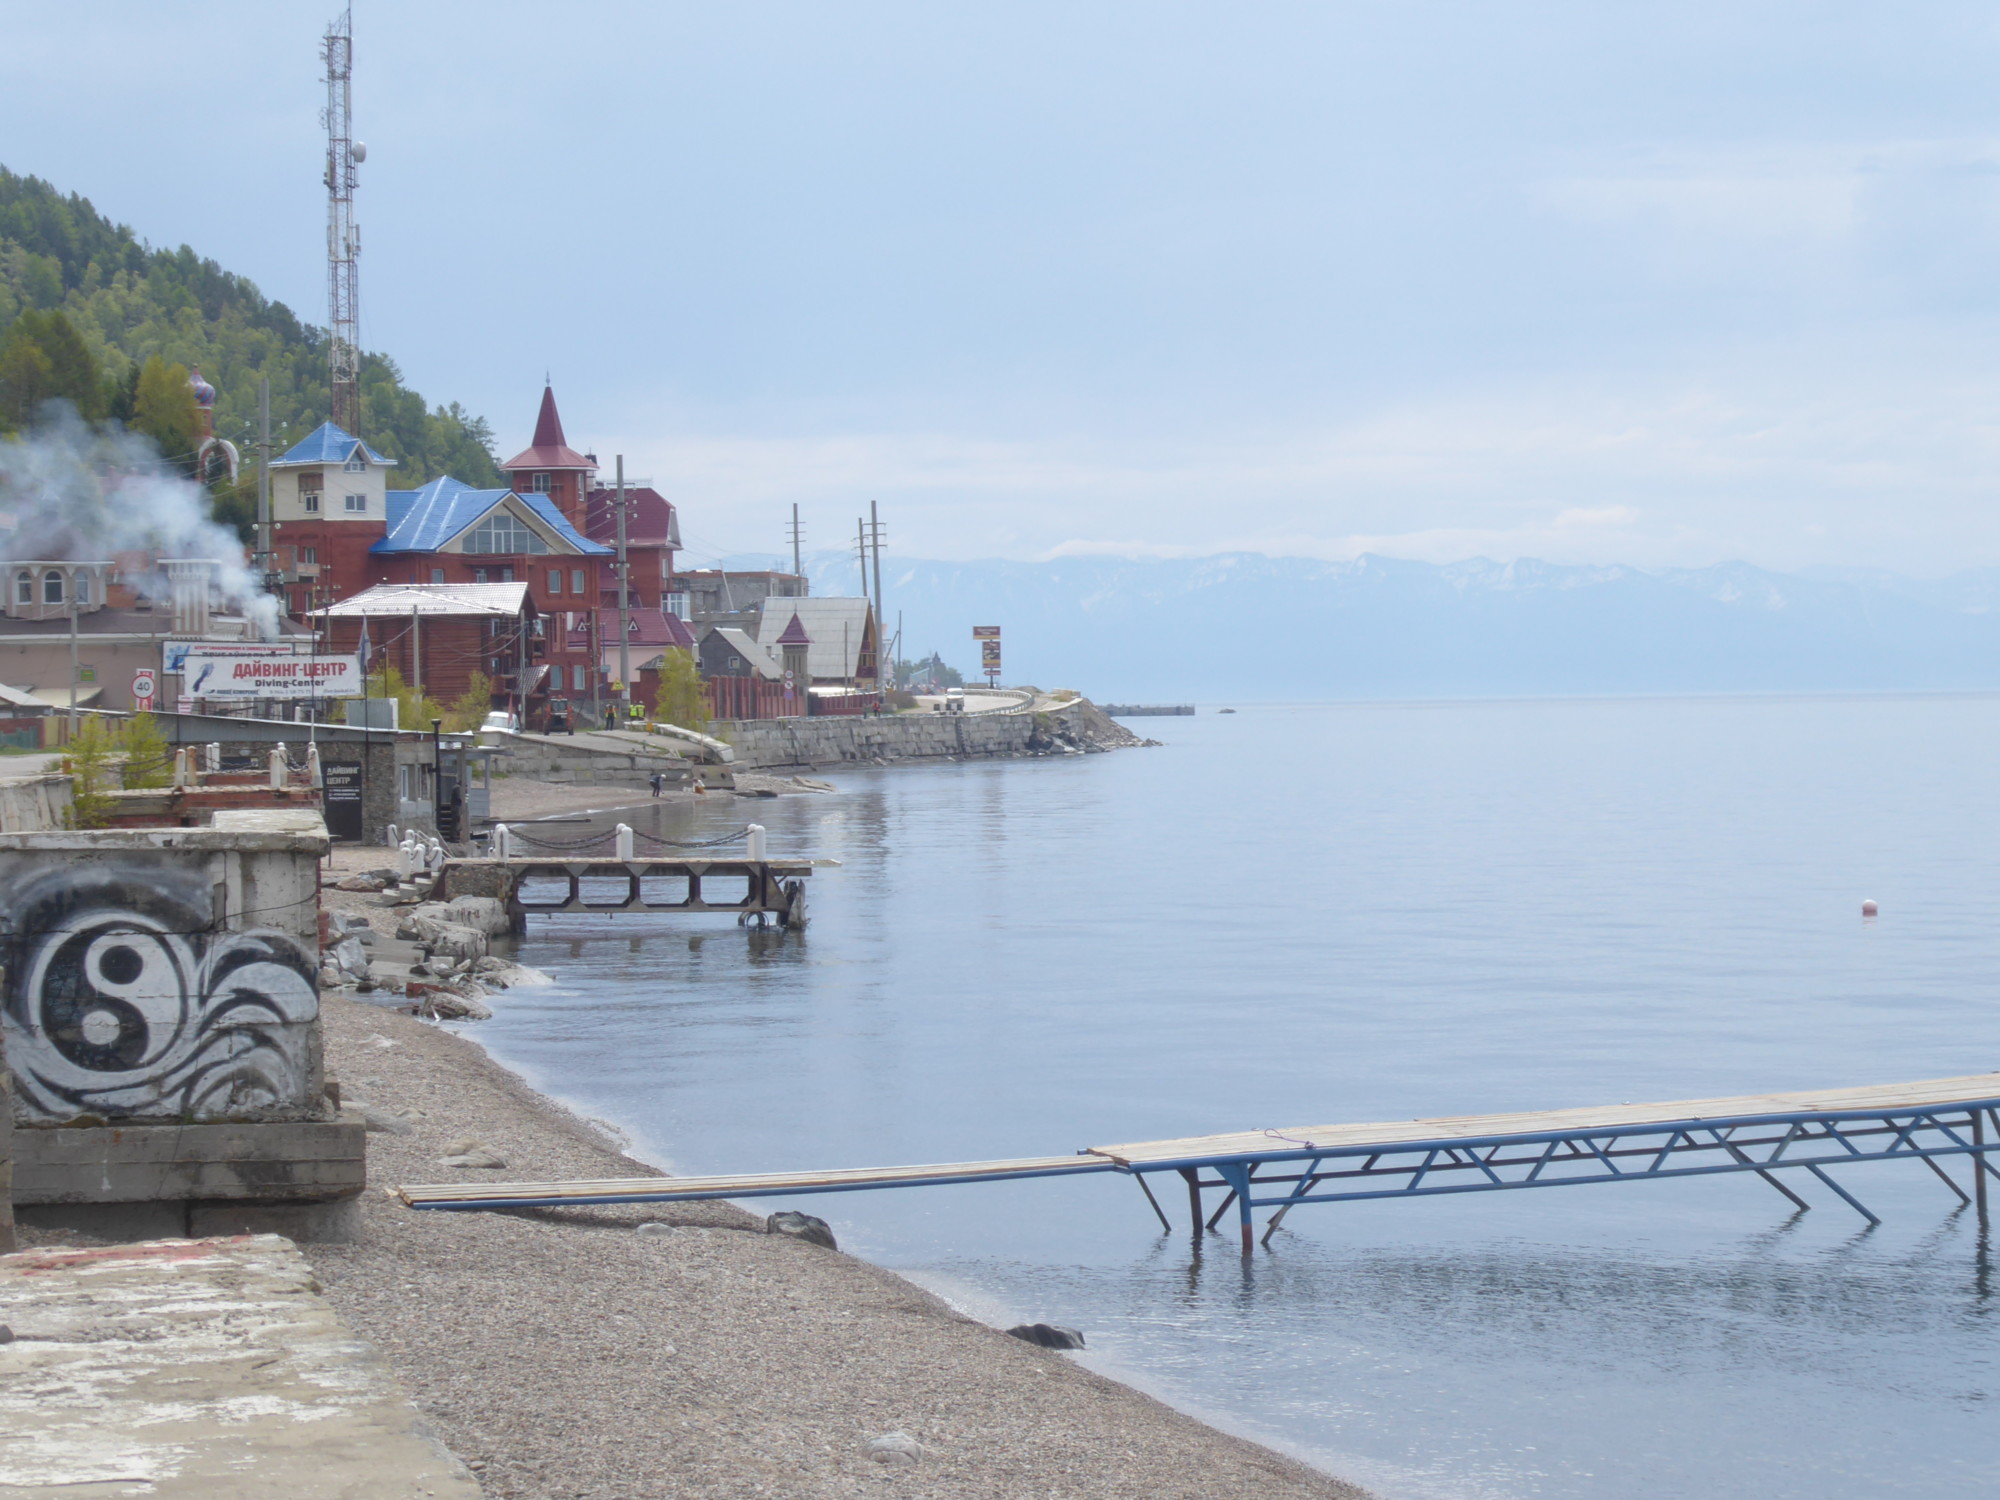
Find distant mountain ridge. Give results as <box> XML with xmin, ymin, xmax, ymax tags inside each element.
<box><xmin>762</xmin><ymin>551</ymin><xmax>2000</xmax><ymax>701</ymax></box>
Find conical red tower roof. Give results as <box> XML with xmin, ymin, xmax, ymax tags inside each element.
<box><xmin>775</xmin><ymin>612</ymin><xmax>813</xmax><ymax>646</ymax></box>
<box><xmin>500</xmin><ymin>383</ymin><xmax>594</xmax><ymax>472</ymax></box>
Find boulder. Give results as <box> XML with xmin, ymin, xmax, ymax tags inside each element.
<box><xmin>864</xmin><ymin>1433</ymin><xmax>923</xmax><ymax>1465</ymax></box>
<box><xmin>765</xmin><ymin>1210</ymin><xmax>837</xmax><ymax>1250</ymax></box>
<box><xmin>441</xmin><ymin>895</ymin><xmax>510</xmax><ymax>937</ymax></box>
<box><xmin>437</xmin><ymin>1146</ymin><xmax>507</xmax><ymax>1169</ymax></box>
<box><xmin>1006</xmin><ymin>1323</ymin><xmax>1085</xmax><ymax>1350</ymax></box>
<box><xmin>406</xmin><ymin>916</ymin><xmax>488</xmax><ymax>963</ymax></box>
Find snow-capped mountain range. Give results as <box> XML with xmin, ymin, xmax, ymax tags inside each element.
<box><xmin>756</xmin><ymin>551</ymin><xmax>2000</xmax><ymax>702</ymax></box>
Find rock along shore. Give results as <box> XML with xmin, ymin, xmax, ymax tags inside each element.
<box><xmin>303</xmin><ymin>994</ymin><xmax>1371</xmax><ymax>1500</ymax></box>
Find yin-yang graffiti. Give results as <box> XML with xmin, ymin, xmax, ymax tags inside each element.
<box><xmin>1</xmin><ymin>861</ymin><xmax>319</xmax><ymax>1122</ymax></box>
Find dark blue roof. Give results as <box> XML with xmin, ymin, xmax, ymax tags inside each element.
<box><xmin>273</xmin><ymin>421</ymin><xmax>395</xmax><ymax>468</ymax></box>
<box><xmin>372</xmin><ymin>475</ymin><xmax>614</xmax><ymax>556</ymax></box>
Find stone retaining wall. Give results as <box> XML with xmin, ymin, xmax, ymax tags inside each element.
<box><xmin>712</xmin><ymin>700</ymin><xmax>1135</xmax><ymax>769</ymax></box>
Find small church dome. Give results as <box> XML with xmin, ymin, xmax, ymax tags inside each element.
<box><xmin>188</xmin><ymin>365</ymin><xmax>216</xmax><ymax>408</ymax></box>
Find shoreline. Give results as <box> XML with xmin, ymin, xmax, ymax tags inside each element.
<box><xmin>304</xmin><ymin>992</ymin><xmax>1372</xmax><ymax>1499</ymax></box>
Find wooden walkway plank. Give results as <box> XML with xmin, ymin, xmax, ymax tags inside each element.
<box><xmin>1086</xmin><ymin>1073</ymin><xmax>2000</xmax><ymax>1166</ymax></box>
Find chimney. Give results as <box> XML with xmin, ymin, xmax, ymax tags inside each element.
<box><xmin>163</xmin><ymin>559</ymin><xmax>216</xmax><ymax>637</ymax></box>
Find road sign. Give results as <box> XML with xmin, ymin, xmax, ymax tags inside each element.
<box><xmin>131</xmin><ymin>669</ymin><xmax>156</xmax><ymax>709</ymax></box>
<box><xmin>980</xmin><ymin>640</ymin><xmax>1002</xmax><ymax>667</ymax></box>
<box><xmin>972</xmin><ymin>625</ymin><xmax>1001</xmax><ymax>639</ymax></box>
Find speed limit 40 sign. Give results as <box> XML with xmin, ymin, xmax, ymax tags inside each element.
<box><xmin>131</xmin><ymin>669</ymin><xmax>157</xmax><ymax>709</ymax></box>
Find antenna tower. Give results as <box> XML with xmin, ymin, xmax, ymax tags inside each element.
<box><xmin>321</xmin><ymin>7</ymin><xmax>361</xmax><ymax>433</ymax></box>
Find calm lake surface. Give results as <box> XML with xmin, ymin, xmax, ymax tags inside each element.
<box><xmin>470</xmin><ymin>697</ymin><xmax>2000</xmax><ymax>1499</ymax></box>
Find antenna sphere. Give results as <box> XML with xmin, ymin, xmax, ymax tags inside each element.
<box><xmin>351</xmin><ymin>141</ymin><xmax>367</xmax><ymax>163</ymax></box>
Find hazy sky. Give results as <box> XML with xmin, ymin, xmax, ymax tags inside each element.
<box><xmin>6</xmin><ymin>2</ymin><xmax>2000</xmax><ymax>573</ymax></box>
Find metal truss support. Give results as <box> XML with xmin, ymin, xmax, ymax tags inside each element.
<box><xmin>1128</xmin><ymin>1098</ymin><xmax>2000</xmax><ymax>1250</ymax></box>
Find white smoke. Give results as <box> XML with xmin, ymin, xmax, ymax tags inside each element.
<box><xmin>0</xmin><ymin>404</ymin><xmax>280</xmax><ymax>635</ymax></box>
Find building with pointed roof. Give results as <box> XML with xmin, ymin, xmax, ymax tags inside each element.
<box><xmin>500</xmin><ymin>384</ymin><xmax>596</xmax><ymax>531</ymax></box>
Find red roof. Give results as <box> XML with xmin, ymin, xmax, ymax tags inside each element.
<box><xmin>775</xmin><ymin>612</ymin><xmax>813</xmax><ymax>647</ymax></box>
<box><xmin>500</xmin><ymin>385</ymin><xmax>594</xmax><ymax>472</ymax></box>
<box><xmin>585</xmin><ymin>485</ymin><xmax>677</xmax><ymax>547</ymax></box>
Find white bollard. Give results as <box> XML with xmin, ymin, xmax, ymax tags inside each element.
<box><xmin>306</xmin><ymin>744</ymin><xmax>322</xmax><ymax>787</ymax></box>
<box><xmin>387</xmin><ymin>823</ymin><xmax>400</xmax><ymax>849</ymax></box>
<box><xmin>398</xmin><ymin>835</ymin><xmax>415</xmax><ymax>878</ymax></box>
<box><xmin>494</xmin><ymin>823</ymin><xmax>512</xmax><ymax>860</ymax></box>
<box><xmin>428</xmin><ymin>838</ymin><xmax>446</xmax><ymax>872</ymax></box>
<box><xmin>746</xmin><ymin>823</ymin><xmax>766</xmax><ymax>862</ymax></box>
<box><xmin>615</xmin><ymin>823</ymin><xmax>634</xmax><ymax>861</ymax></box>
<box><xmin>269</xmin><ymin>747</ymin><xmax>285</xmax><ymax>790</ymax></box>
<box><xmin>172</xmin><ymin>748</ymin><xmax>190</xmax><ymax>788</ymax></box>
<box><xmin>205</xmin><ymin>742</ymin><xmax>221</xmax><ymax>774</ymax></box>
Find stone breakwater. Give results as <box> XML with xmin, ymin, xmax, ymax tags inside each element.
<box><xmin>719</xmin><ymin>697</ymin><xmax>1154</xmax><ymax>770</ymax></box>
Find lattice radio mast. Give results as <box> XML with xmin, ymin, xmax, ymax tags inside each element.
<box><xmin>321</xmin><ymin>7</ymin><xmax>362</xmax><ymax>433</ymax></box>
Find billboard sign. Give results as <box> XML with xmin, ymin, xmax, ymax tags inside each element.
<box><xmin>161</xmin><ymin>640</ymin><xmax>303</xmax><ymax>675</ymax></box>
<box><xmin>180</xmin><ymin>654</ymin><xmax>361</xmax><ymax>700</ymax></box>
<box><xmin>972</xmin><ymin>625</ymin><xmax>1001</xmax><ymax>639</ymax></box>
<box><xmin>980</xmin><ymin>640</ymin><xmax>1002</xmax><ymax>668</ymax></box>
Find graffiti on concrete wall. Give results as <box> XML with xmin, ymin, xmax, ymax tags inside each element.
<box><xmin>0</xmin><ymin>857</ymin><xmax>318</xmax><ymax>1123</ymax></box>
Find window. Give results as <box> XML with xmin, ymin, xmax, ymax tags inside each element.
<box><xmin>473</xmin><ymin>568</ymin><xmax>488</xmax><ymax>583</ymax></box>
<box><xmin>573</xmin><ymin>665</ymin><xmax>588</xmax><ymax>691</ymax></box>
<box><xmin>344</xmin><ymin>451</ymin><xmax>367</xmax><ymax>473</ymax></box>
<box><xmin>572</xmin><ymin>569</ymin><xmax>585</xmax><ymax>595</ymax></box>
<box><xmin>431</xmin><ymin>568</ymin><xmax>445</xmax><ymax>584</ymax></box>
<box><xmin>343</xmin><ymin>493</ymin><xmax>366</xmax><ymax>513</ymax></box>
<box><xmin>728</xmin><ymin>655</ymin><xmax>742</xmax><ymax>671</ymax></box>
<box><xmin>531</xmin><ymin>473</ymin><xmax>551</xmax><ymax>493</ymax></box>
<box><xmin>302</xmin><ymin>490</ymin><xmax>321</xmax><ymax>513</ymax></box>
<box><xmin>14</xmin><ymin>571</ymin><xmax>30</xmax><ymax>605</ymax></box>
<box><xmin>465</xmin><ymin>512</ymin><xmax>547</xmax><ymax>554</ymax></box>
<box><xmin>498</xmin><ymin>565</ymin><xmax>515</xmax><ymax>582</ymax></box>
<box><xmin>300</xmin><ymin>547</ymin><xmax>318</xmax><ymax>565</ymax></box>
<box><xmin>42</xmin><ymin>570</ymin><xmax>63</xmax><ymax>605</ymax></box>
<box><xmin>74</xmin><ymin>572</ymin><xmax>90</xmax><ymax>606</ymax></box>
<box><xmin>548</xmin><ymin>568</ymin><xmax>563</xmax><ymax>594</ymax></box>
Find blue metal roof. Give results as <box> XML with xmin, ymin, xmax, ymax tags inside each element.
<box><xmin>272</xmin><ymin>420</ymin><xmax>395</xmax><ymax>468</ymax></box>
<box><xmin>372</xmin><ymin>475</ymin><xmax>613</xmax><ymax>556</ymax></box>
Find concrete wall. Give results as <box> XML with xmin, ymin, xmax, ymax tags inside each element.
<box><xmin>719</xmin><ymin>707</ymin><xmax>1050</xmax><ymax>768</ymax></box>
<box><xmin>0</xmin><ymin>814</ymin><xmax>330</xmax><ymax>1126</ymax></box>
<box><xmin>487</xmin><ymin>732</ymin><xmax>692</xmax><ymax>787</ymax></box>
<box><xmin>0</xmin><ymin>774</ymin><xmax>72</xmax><ymax>833</ymax></box>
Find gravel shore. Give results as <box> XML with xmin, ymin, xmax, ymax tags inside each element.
<box><xmin>307</xmin><ymin>995</ymin><xmax>1371</xmax><ymax>1500</ymax></box>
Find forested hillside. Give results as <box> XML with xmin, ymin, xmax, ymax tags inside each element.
<box><xmin>0</xmin><ymin>166</ymin><xmax>500</xmax><ymax>486</ymax></box>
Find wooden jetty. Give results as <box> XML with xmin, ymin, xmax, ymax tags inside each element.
<box><xmin>434</xmin><ymin>855</ymin><xmax>838</xmax><ymax>932</ymax></box>
<box><xmin>398</xmin><ymin>1072</ymin><xmax>2000</xmax><ymax>1252</ymax></box>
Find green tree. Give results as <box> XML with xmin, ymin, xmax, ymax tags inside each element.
<box><xmin>116</xmin><ymin>711</ymin><xmax>171</xmax><ymax>789</ymax></box>
<box><xmin>0</xmin><ymin>309</ymin><xmax>101</xmax><ymax>429</ymax></box>
<box><xmin>0</xmin><ymin>330</ymin><xmax>53</xmax><ymax>433</ymax></box>
<box><xmin>365</xmin><ymin>662</ymin><xmax>443</xmax><ymax>734</ymax></box>
<box><xmin>651</xmin><ymin>648</ymin><xmax>709</xmax><ymax>731</ymax></box>
<box><xmin>442</xmin><ymin>670</ymin><xmax>494</xmax><ymax>733</ymax></box>
<box><xmin>63</xmin><ymin>716</ymin><xmax>116</xmax><ymax>828</ymax></box>
<box><xmin>130</xmin><ymin>354</ymin><xmax>198</xmax><ymax>469</ymax></box>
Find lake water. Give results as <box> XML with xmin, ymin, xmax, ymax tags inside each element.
<box><xmin>469</xmin><ymin>696</ymin><xmax>2000</xmax><ymax>1499</ymax></box>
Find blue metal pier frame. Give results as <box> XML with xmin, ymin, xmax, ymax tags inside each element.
<box><xmin>1117</xmin><ymin>1095</ymin><xmax>2000</xmax><ymax>1252</ymax></box>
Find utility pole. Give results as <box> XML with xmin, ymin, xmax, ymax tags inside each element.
<box><xmin>855</xmin><ymin>517</ymin><xmax>868</xmax><ymax>600</ymax></box>
<box><xmin>322</xmin><ymin>6</ymin><xmax>362</xmax><ymax>434</ymax></box>
<box><xmin>256</xmin><ymin>377</ymin><xmax>274</xmax><ymax>612</ymax></box>
<box><xmin>67</xmin><ymin>580</ymin><xmax>79</xmax><ymax>740</ymax></box>
<box><xmin>868</xmin><ymin>500</ymin><xmax>885</xmax><ymax>674</ymax></box>
<box><xmin>615</xmin><ymin>454</ymin><xmax>631</xmax><ymax>723</ymax></box>
<box><xmin>788</xmin><ymin>502</ymin><xmax>803</xmax><ymax>583</ymax></box>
